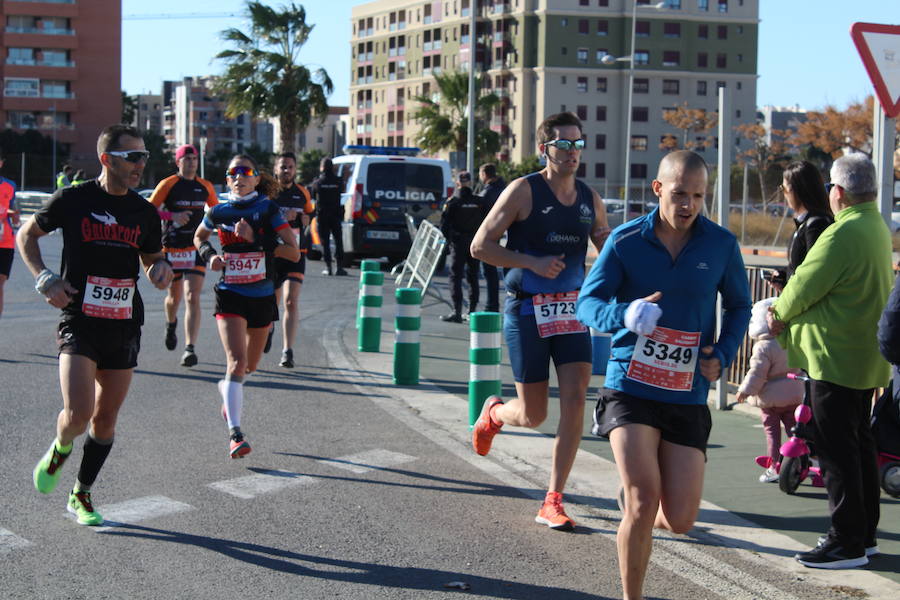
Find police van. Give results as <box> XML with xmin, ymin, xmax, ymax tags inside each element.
<box><xmin>309</xmin><ymin>145</ymin><xmax>453</xmax><ymax>266</ymax></box>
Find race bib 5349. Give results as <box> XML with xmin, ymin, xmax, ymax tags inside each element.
<box><xmin>626</xmin><ymin>326</ymin><xmax>700</xmax><ymax>392</ymax></box>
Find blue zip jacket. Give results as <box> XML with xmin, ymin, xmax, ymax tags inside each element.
<box><xmin>576</xmin><ymin>209</ymin><xmax>751</xmax><ymax>405</ymax></box>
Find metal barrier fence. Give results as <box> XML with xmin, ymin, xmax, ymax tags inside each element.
<box><xmin>393</xmin><ymin>215</ymin><xmax>449</xmax><ymax>307</ymax></box>
<box><xmin>727</xmin><ymin>265</ymin><xmax>773</xmax><ymax>388</ymax></box>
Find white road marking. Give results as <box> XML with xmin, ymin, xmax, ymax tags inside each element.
<box><xmin>317</xmin><ymin>449</ymin><xmax>417</xmax><ymax>474</ymax></box>
<box><xmin>86</xmin><ymin>495</ymin><xmax>194</xmax><ymax>531</ymax></box>
<box><xmin>208</xmin><ymin>469</ymin><xmax>317</xmax><ymax>500</ymax></box>
<box><xmin>0</xmin><ymin>528</ymin><xmax>32</xmax><ymax>554</ymax></box>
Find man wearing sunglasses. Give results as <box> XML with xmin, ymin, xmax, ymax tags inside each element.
<box><xmin>17</xmin><ymin>124</ymin><xmax>173</xmax><ymax>526</ymax></box>
<box><xmin>470</xmin><ymin>112</ymin><xmax>610</xmax><ymax>530</ymax></box>
<box><xmin>149</xmin><ymin>144</ymin><xmax>219</xmax><ymax>367</ymax></box>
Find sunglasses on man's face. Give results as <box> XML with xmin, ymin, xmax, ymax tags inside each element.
<box><xmin>545</xmin><ymin>138</ymin><xmax>585</xmax><ymax>151</ymax></box>
<box><xmin>106</xmin><ymin>150</ymin><xmax>150</xmax><ymax>163</ymax></box>
<box><xmin>226</xmin><ymin>165</ymin><xmax>258</xmax><ymax>178</ymax></box>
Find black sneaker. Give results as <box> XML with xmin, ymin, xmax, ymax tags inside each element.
<box><xmin>263</xmin><ymin>327</ymin><xmax>274</xmax><ymax>354</ymax></box>
<box><xmin>796</xmin><ymin>536</ymin><xmax>868</xmax><ymax>569</ymax></box>
<box><xmin>164</xmin><ymin>322</ymin><xmax>177</xmax><ymax>351</ymax></box>
<box><xmin>441</xmin><ymin>313</ymin><xmax>463</xmax><ymax>323</ymax></box>
<box><xmin>817</xmin><ymin>535</ymin><xmax>880</xmax><ymax>557</ymax></box>
<box><xmin>335</xmin><ymin>267</ymin><xmax>349</xmax><ymax>276</ymax></box>
<box><xmin>280</xmin><ymin>349</ymin><xmax>294</xmax><ymax>369</ymax></box>
<box><xmin>180</xmin><ymin>347</ymin><xmax>198</xmax><ymax>367</ymax></box>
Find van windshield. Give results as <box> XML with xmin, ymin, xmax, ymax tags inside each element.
<box><xmin>367</xmin><ymin>163</ymin><xmax>443</xmax><ymax>202</ymax></box>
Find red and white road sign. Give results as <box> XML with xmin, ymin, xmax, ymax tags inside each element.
<box><xmin>851</xmin><ymin>22</ymin><xmax>900</xmax><ymax>118</ymax></box>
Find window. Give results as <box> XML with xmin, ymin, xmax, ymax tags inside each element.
<box><xmin>634</xmin><ymin>50</ymin><xmax>649</xmax><ymax>65</ymax></box>
<box><xmin>4</xmin><ymin>77</ymin><xmax>39</xmax><ymax>97</ymax></box>
<box><xmin>595</xmin><ymin>134</ymin><xmax>606</xmax><ymax>150</ymax></box>
<box><xmin>635</xmin><ymin>21</ymin><xmax>650</xmax><ymax>37</ymax></box>
<box><xmin>596</xmin><ymin>49</ymin><xmax>608</xmax><ymax>63</ymax></box>
<box><xmin>632</xmin><ymin>107</ymin><xmax>648</xmax><ymax>122</ymax></box>
<box><xmin>698</xmin><ymin>24</ymin><xmax>708</xmax><ymax>39</ymax></box>
<box><xmin>596</xmin><ymin>106</ymin><xmax>607</xmax><ymax>121</ymax></box>
<box><xmin>716</xmin><ymin>81</ymin><xmax>726</xmax><ymax>93</ymax></box>
<box><xmin>577</xmin><ymin>163</ymin><xmax>586</xmax><ymax>178</ymax></box>
<box><xmin>595</xmin><ymin>163</ymin><xmax>606</xmax><ymax>178</ymax></box>
<box><xmin>716</xmin><ymin>53</ymin><xmax>727</xmax><ymax>68</ymax></box>
<box><xmin>577</xmin><ymin>48</ymin><xmax>588</xmax><ymax>64</ymax></box>
<box><xmin>562</xmin><ymin>47</ymin><xmax>568</xmax><ymax>56</ymax></box>
<box><xmin>577</xmin><ymin>77</ymin><xmax>588</xmax><ymax>93</ymax></box>
<box><xmin>662</xmin><ymin>79</ymin><xmax>679</xmax><ymax>95</ymax></box>
<box><xmin>631</xmin><ymin>136</ymin><xmax>648</xmax><ymax>151</ymax></box>
<box><xmin>698</xmin><ymin>0</ymin><xmax>709</xmax><ymax>9</ymax></box>
<box><xmin>738</xmin><ymin>25</ymin><xmax>744</xmax><ymax>34</ymax></box>
<box><xmin>580</xmin><ymin>0</ymin><xmax>589</xmax><ymax>4</ymax></box>
<box><xmin>597</xmin><ymin>20</ymin><xmax>608</xmax><ymax>36</ymax></box>
<box><xmin>697</xmin><ymin>80</ymin><xmax>707</xmax><ymax>96</ymax></box>
<box><xmin>737</xmin><ymin>53</ymin><xmax>743</xmax><ymax>63</ymax></box>
<box><xmin>737</xmin><ymin>81</ymin><xmax>742</xmax><ymax>90</ymax></box>
<box><xmin>670</xmin><ymin>0</ymin><xmax>682</xmax><ymax>7</ymax></box>
<box><xmin>577</xmin><ymin>105</ymin><xmax>588</xmax><ymax>120</ymax></box>
<box><xmin>664</xmin><ymin>23</ymin><xmax>680</xmax><ymax>38</ymax></box>
<box><xmin>717</xmin><ymin>25</ymin><xmax>727</xmax><ymax>39</ymax></box>
<box><xmin>598</xmin><ymin>0</ymin><xmax>609</xmax><ymax>6</ymax></box>
<box><xmin>697</xmin><ymin>52</ymin><xmax>708</xmax><ymax>67</ymax></box>
<box><xmin>718</xmin><ymin>0</ymin><xmax>728</xmax><ymax>12</ymax></box>
<box><xmin>662</xmin><ymin>51</ymin><xmax>680</xmax><ymax>66</ymax></box>
<box><xmin>633</xmin><ymin>78</ymin><xmax>649</xmax><ymax>94</ymax></box>
<box><xmin>596</xmin><ymin>77</ymin><xmax>607</xmax><ymax>92</ymax></box>
<box><xmin>561</xmin><ymin>17</ymin><xmax>568</xmax><ymax>27</ymax></box>
<box><xmin>631</xmin><ymin>163</ymin><xmax>648</xmax><ymax>179</ymax></box>
<box><xmin>561</xmin><ymin>76</ymin><xmax>567</xmax><ymax>84</ymax></box>
<box><xmin>7</xmin><ymin>47</ymin><xmax>34</xmax><ymax>65</ymax></box>
<box><xmin>578</xmin><ymin>19</ymin><xmax>589</xmax><ymax>34</ymax></box>
<box><xmin>736</xmin><ymin>109</ymin><xmax>742</xmax><ymax>118</ymax></box>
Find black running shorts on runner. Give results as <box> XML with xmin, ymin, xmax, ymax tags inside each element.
<box><xmin>57</xmin><ymin>320</ymin><xmax>141</xmax><ymax>370</ymax></box>
<box><xmin>274</xmin><ymin>254</ymin><xmax>306</xmax><ymax>287</ymax></box>
<box><xmin>214</xmin><ymin>288</ymin><xmax>278</xmax><ymax>329</ymax></box>
<box><xmin>0</xmin><ymin>248</ymin><xmax>13</xmax><ymax>277</ymax></box>
<box><xmin>593</xmin><ymin>388</ymin><xmax>712</xmax><ymax>453</ymax></box>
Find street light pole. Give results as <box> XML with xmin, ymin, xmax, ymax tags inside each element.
<box><xmin>622</xmin><ymin>0</ymin><xmax>639</xmax><ymax>222</ymax></box>
<box><xmin>466</xmin><ymin>0</ymin><xmax>477</xmax><ymax>175</ymax></box>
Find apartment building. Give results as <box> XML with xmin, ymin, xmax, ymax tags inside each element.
<box><xmin>162</xmin><ymin>76</ymin><xmax>265</xmax><ymax>157</ymax></box>
<box><xmin>134</xmin><ymin>93</ymin><xmax>163</xmax><ymax>133</ymax></box>
<box><xmin>349</xmin><ymin>0</ymin><xmax>758</xmax><ymax>194</ymax></box>
<box><xmin>1</xmin><ymin>0</ymin><xmax>121</xmax><ymax>168</ymax></box>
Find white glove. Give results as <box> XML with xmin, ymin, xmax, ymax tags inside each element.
<box><xmin>624</xmin><ymin>299</ymin><xmax>662</xmax><ymax>336</ymax></box>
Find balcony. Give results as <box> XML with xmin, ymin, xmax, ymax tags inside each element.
<box><xmin>11</xmin><ymin>0</ymin><xmax>76</xmax><ymax>3</ymax></box>
<box><xmin>5</xmin><ymin>26</ymin><xmax>74</xmax><ymax>35</ymax></box>
<box><xmin>6</xmin><ymin>58</ymin><xmax>75</xmax><ymax>68</ymax></box>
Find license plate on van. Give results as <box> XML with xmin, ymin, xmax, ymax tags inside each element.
<box><xmin>367</xmin><ymin>230</ymin><xmax>400</xmax><ymax>240</ymax></box>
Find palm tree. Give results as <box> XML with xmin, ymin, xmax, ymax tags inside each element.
<box><xmin>412</xmin><ymin>70</ymin><xmax>501</xmax><ymax>164</ymax></box>
<box><xmin>214</xmin><ymin>1</ymin><xmax>333</xmax><ymax>154</ymax></box>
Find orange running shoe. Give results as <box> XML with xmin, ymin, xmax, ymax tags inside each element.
<box><xmin>230</xmin><ymin>432</ymin><xmax>251</xmax><ymax>459</ymax></box>
<box><xmin>535</xmin><ymin>491</ymin><xmax>575</xmax><ymax>531</ymax></box>
<box><xmin>472</xmin><ymin>396</ymin><xmax>504</xmax><ymax>456</ymax></box>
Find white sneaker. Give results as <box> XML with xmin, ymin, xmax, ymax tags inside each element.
<box><xmin>759</xmin><ymin>466</ymin><xmax>779</xmax><ymax>483</ymax></box>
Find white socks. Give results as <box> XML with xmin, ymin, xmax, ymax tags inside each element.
<box><xmin>218</xmin><ymin>379</ymin><xmax>244</xmax><ymax>429</ymax></box>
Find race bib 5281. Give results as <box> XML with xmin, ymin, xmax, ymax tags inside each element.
<box><xmin>167</xmin><ymin>249</ymin><xmax>195</xmax><ymax>271</ymax></box>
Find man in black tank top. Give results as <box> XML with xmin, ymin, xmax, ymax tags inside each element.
<box><xmin>470</xmin><ymin>112</ymin><xmax>610</xmax><ymax>531</ymax></box>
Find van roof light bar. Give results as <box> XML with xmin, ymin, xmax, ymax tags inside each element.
<box><xmin>342</xmin><ymin>145</ymin><xmax>421</xmax><ymax>157</ymax></box>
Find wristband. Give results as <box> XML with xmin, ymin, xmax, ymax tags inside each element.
<box><xmin>35</xmin><ymin>268</ymin><xmax>61</xmax><ymax>294</ymax></box>
<box><xmin>198</xmin><ymin>241</ymin><xmax>217</xmax><ymax>263</ymax></box>
<box><xmin>158</xmin><ymin>210</ymin><xmax>173</xmax><ymax>221</ymax></box>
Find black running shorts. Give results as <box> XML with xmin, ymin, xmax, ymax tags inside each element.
<box><xmin>274</xmin><ymin>254</ymin><xmax>306</xmax><ymax>286</ymax></box>
<box><xmin>57</xmin><ymin>320</ymin><xmax>141</xmax><ymax>370</ymax></box>
<box><xmin>214</xmin><ymin>288</ymin><xmax>278</xmax><ymax>329</ymax></box>
<box><xmin>593</xmin><ymin>388</ymin><xmax>712</xmax><ymax>453</ymax></box>
<box><xmin>0</xmin><ymin>248</ymin><xmax>13</xmax><ymax>278</ymax></box>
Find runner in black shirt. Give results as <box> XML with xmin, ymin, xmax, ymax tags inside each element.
<box><xmin>309</xmin><ymin>158</ymin><xmax>347</xmax><ymax>276</ymax></box>
<box><xmin>17</xmin><ymin>125</ymin><xmax>173</xmax><ymax>526</ymax></box>
<box><xmin>271</xmin><ymin>152</ymin><xmax>314</xmax><ymax>368</ymax></box>
<box><xmin>149</xmin><ymin>144</ymin><xmax>218</xmax><ymax>367</ymax></box>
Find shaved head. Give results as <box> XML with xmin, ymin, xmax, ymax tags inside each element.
<box><xmin>657</xmin><ymin>150</ymin><xmax>708</xmax><ymax>182</ymax></box>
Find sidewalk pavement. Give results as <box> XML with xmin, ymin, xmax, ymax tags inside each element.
<box><xmin>335</xmin><ymin>272</ymin><xmax>900</xmax><ymax>597</ymax></box>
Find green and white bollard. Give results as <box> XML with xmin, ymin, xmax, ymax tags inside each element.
<box><xmin>357</xmin><ymin>260</ymin><xmax>382</xmax><ymax>329</ymax></box>
<box><xmin>393</xmin><ymin>288</ymin><xmax>422</xmax><ymax>385</ymax></box>
<box><xmin>468</xmin><ymin>311</ymin><xmax>502</xmax><ymax>428</ymax></box>
<box><xmin>358</xmin><ymin>270</ymin><xmax>384</xmax><ymax>352</ymax></box>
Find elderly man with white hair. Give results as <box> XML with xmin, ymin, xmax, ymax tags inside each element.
<box><xmin>767</xmin><ymin>153</ymin><xmax>892</xmax><ymax>569</ymax></box>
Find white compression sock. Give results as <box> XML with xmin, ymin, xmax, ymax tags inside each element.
<box><xmin>217</xmin><ymin>379</ymin><xmax>244</xmax><ymax>429</ymax></box>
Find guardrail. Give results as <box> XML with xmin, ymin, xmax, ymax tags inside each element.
<box><xmin>15</xmin><ymin>191</ymin><xmax>51</xmax><ymax>217</ymax></box>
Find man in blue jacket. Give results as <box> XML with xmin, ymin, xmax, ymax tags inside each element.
<box><xmin>576</xmin><ymin>150</ymin><xmax>750</xmax><ymax>600</ymax></box>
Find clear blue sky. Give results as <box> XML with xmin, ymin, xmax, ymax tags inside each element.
<box><xmin>122</xmin><ymin>0</ymin><xmax>895</xmax><ymax>110</ymax></box>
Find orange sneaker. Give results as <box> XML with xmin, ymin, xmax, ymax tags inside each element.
<box><xmin>230</xmin><ymin>433</ymin><xmax>251</xmax><ymax>459</ymax></box>
<box><xmin>535</xmin><ymin>491</ymin><xmax>575</xmax><ymax>531</ymax></box>
<box><xmin>472</xmin><ymin>396</ymin><xmax>504</xmax><ymax>456</ymax></box>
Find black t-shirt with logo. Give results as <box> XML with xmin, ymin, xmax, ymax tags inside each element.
<box><xmin>149</xmin><ymin>174</ymin><xmax>218</xmax><ymax>249</ymax></box>
<box><xmin>33</xmin><ymin>180</ymin><xmax>162</xmax><ymax>326</ymax></box>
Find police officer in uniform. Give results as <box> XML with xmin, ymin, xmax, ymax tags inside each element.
<box><xmin>477</xmin><ymin>163</ymin><xmax>506</xmax><ymax>313</ymax></box>
<box><xmin>440</xmin><ymin>171</ymin><xmax>485</xmax><ymax>323</ymax></box>
<box><xmin>309</xmin><ymin>158</ymin><xmax>347</xmax><ymax>276</ymax></box>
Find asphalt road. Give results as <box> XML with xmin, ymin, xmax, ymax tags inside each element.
<box><xmin>0</xmin><ymin>234</ymin><xmax>896</xmax><ymax>599</ymax></box>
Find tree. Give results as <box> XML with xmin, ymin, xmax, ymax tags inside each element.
<box><xmin>214</xmin><ymin>1</ymin><xmax>333</xmax><ymax>154</ymax></box>
<box><xmin>141</xmin><ymin>130</ymin><xmax>173</xmax><ymax>188</ymax></box>
<box><xmin>122</xmin><ymin>92</ymin><xmax>138</xmax><ymax>125</ymax></box>
<box><xmin>659</xmin><ymin>102</ymin><xmax>718</xmax><ymax>151</ymax></box>
<box><xmin>411</xmin><ymin>70</ymin><xmax>501</xmax><ymax>164</ymax></box>
<box><xmin>734</xmin><ymin>123</ymin><xmax>790</xmax><ymax>211</ymax></box>
<box><xmin>793</xmin><ymin>97</ymin><xmax>875</xmax><ymax>158</ymax></box>
<box><xmin>297</xmin><ymin>148</ymin><xmax>326</xmax><ymax>184</ymax></box>
<box><xmin>496</xmin><ymin>155</ymin><xmax>542</xmax><ymax>183</ymax></box>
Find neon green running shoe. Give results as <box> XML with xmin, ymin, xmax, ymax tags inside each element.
<box><xmin>33</xmin><ymin>441</ymin><xmax>71</xmax><ymax>494</ymax></box>
<box><xmin>67</xmin><ymin>490</ymin><xmax>103</xmax><ymax>526</ymax></box>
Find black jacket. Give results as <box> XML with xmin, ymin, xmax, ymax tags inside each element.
<box><xmin>479</xmin><ymin>177</ymin><xmax>507</xmax><ymax>212</ymax></box>
<box><xmin>785</xmin><ymin>212</ymin><xmax>833</xmax><ymax>279</ymax></box>
<box><xmin>440</xmin><ymin>187</ymin><xmax>485</xmax><ymax>241</ymax></box>
<box><xmin>310</xmin><ymin>171</ymin><xmax>343</xmax><ymax>221</ymax></box>
<box><xmin>878</xmin><ymin>271</ymin><xmax>900</xmax><ymax>406</ymax></box>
